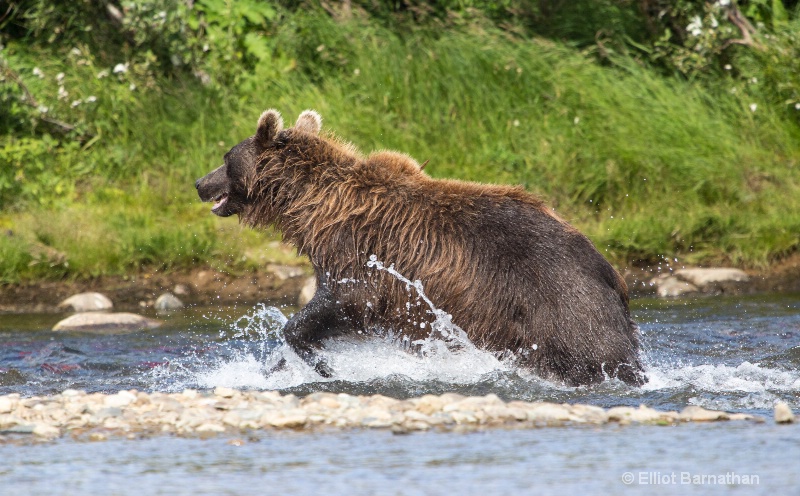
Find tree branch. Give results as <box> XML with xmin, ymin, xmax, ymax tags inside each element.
<box><xmin>0</xmin><ymin>63</ymin><xmax>84</xmax><ymax>136</ymax></box>
<box><xmin>721</xmin><ymin>2</ymin><xmax>762</xmax><ymax>50</ymax></box>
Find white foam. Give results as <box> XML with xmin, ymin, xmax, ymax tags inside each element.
<box><xmin>640</xmin><ymin>360</ymin><xmax>800</xmax><ymax>410</ymax></box>
<box><xmin>644</xmin><ymin>361</ymin><xmax>800</xmax><ymax>393</ymax></box>
<box><xmin>322</xmin><ymin>335</ymin><xmax>507</xmax><ymax>384</ymax></box>
<box><xmin>157</xmin><ymin>256</ymin><xmax>512</xmax><ymax>391</ymax></box>
<box><xmin>194</xmin><ymin>354</ymin><xmax>272</xmax><ymax>389</ymax></box>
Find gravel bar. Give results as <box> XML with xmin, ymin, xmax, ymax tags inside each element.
<box><xmin>0</xmin><ymin>389</ymin><xmax>768</xmax><ymax>443</ymax></box>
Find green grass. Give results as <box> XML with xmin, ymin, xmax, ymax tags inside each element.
<box><xmin>1</xmin><ymin>11</ymin><xmax>799</xmax><ymax>283</ymax></box>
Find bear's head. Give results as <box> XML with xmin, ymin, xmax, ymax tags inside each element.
<box><xmin>195</xmin><ymin>108</ymin><xmax>322</xmax><ymax>217</ymax></box>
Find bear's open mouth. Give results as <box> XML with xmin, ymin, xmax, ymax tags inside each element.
<box><xmin>211</xmin><ymin>193</ymin><xmax>228</xmax><ymax>213</ymax></box>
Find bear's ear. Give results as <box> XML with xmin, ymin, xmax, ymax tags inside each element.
<box><xmin>294</xmin><ymin>110</ymin><xmax>322</xmax><ymax>135</ymax></box>
<box><xmin>255</xmin><ymin>109</ymin><xmax>283</xmax><ymax>148</ymax></box>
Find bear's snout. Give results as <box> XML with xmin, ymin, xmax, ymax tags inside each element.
<box><xmin>196</xmin><ymin>164</ymin><xmax>238</xmax><ymax>217</ymax></box>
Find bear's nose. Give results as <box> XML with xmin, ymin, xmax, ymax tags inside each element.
<box><xmin>195</xmin><ymin>179</ymin><xmax>201</xmax><ymax>190</ymax></box>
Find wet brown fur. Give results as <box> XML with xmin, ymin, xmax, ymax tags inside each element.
<box><xmin>199</xmin><ymin>110</ymin><xmax>646</xmax><ymax>386</ymax></box>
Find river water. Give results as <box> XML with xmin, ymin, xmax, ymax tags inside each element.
<box><xmin>1</xmin><ymin>293</ymin><xmax>799</xmax><ymax>494</ymax></box>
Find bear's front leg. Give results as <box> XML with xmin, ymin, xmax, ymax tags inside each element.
<box><xmin>282</xmin><ymin>279</ymin><xmax>354</xmax><ymax>377</ymax></box>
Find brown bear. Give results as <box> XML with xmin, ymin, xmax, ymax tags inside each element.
<box><xmin>196</xmin><ymin>109</ymin><xmax>647</xmax><ymax>386</ymax></box>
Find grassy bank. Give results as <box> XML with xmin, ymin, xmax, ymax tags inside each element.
<box><xmin>2</xmin><ymin>4</ymin><xmax>799</xmax><ymax>284</ymax></box>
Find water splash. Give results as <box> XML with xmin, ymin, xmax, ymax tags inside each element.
<box><xmin>152</xmin><ymin>258</ymin><xmax>514</xmax><ymax>392</ymax></box>
<box><xmin>148</xmin><ymin>302</ymin><xmax>508</xmax><ymax>392</ymax></box>
<box><xmin>149</xmin><ymin>303</ymin><xmax>293</xmax><ymax>391</ymax></box>
<box><xmin>143</xmin><ymin>266</ymin><xmax>800</xmax><ymax>415</ymax></box>
<box><xmin>365</xmin><ymin>254</ymin><xmax>472</xmax><ymax>353</ymax></box>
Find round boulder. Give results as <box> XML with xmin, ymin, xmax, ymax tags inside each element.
<box><xmin>53</xmin><ymin>312</ymin><xmax>161</xmax><ymax>334</ymax></box>
<box><xmin>58</xmin><ymin>292</ymin><xmax>113</xmax><ymax>312</ymax></box>
<box><xmin>154</xmin><ymin>293</ymin><xmax>184</xmax><ymax>311</ymax></box>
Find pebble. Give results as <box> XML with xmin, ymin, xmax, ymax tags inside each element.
<box><xmin>775</xmin><ymin>401</ymin><xmax>795</xmax><ymax>424</ymax></box>
<box><xmin>0</xmin><ymin>390</ymin><xmax>768</xmax><ymax>443</ymax></box>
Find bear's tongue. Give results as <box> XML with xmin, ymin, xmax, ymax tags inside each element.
<box><xmin>211</xmin><ymin>194</ymin><xmax>228</xmax><ymax>212</ymax></box>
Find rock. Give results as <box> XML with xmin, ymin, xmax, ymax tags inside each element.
<box><xmin>774</xmin><ymin>401</ymin><xmax>795</xmax><ymax>424</ymax></box>
<box><xmin>569</xmin><ymin>404</ymin><xmax>609</xmax><ymax>424</ymax></box>
<box><xmin>4</xmin><ymin>424</ymin><xmax>35</xmax><ymax>434</ymax></box>
<box><xmin>444</xmin><ymin>394</ymin><xmax>504</xmax><ymax>413</ymax></box>
<box><xmin>173</xmin><ymin>284</ymin><xmax>189</xmax><ymax>296</ymax></box>
<box><xmin>651</xmin><ymin>268</ymin><xmax>751</xmax><ymax>297</ymax></box>
<box><xmin>267</xmin><ymin>264</ymin><xmax>306</xmax><ymax>280</ymax></box>
<box><xmin>214</xmin><ymin>387</ymin><xmax>237</xmax><ymax>399</ymax></box>
<box><xmin>0</xmin><ymin>389</ymin><xmax>763</xmax><ymax>443</ymax></box>
<box><xmin>403</xmin><ymin>410</ymin><xmax>432</xmax><ymax>423</ymax></box>
<box><xmin>391</xmin><ymin>424</ymin><xmax>411</xmax><ymax>435</ymax></box>
<box><xmin>651</xmin><ymin>275</ymin><xmax>699</xmax><ymax>297</ymax></box>
<box><xmin>0</xmin><ymin>396</ymin><xmax>16</xmax><ymax>414</ymax></box>
<box><xmin>52</xmin><ymin>312</ymin><xmax>161</xmax><ymax>333</ymax></box>
<box><xmin>303</xmin><ymin>392</ymin><xmax>341</xmax><ymax>410</ymax></box>
<box><xmin>0</xmin><ymin>369</ymin><xmax>26</xmax><ymax>386</ymax></box>
<box><xmin>104</xmin><ymin>391</ymin><xmax>137</xmax><ymax>408</ymax></box>
<box><xmin>58</xmin><ymin>292</ymin><xmax>113</xmax><ymax>312</ymax></box>
<box><xmin>196</xmin><ymin>423</ymin><xmax>226</xmax><ymax>433</ymax></box>
<box><xmin>358</xmin><ymin>406</ymin><xmax>393</xmax><ymax>423</ymax></box>
<box><xmin>607</xmin><ymin>405</ymin><xmax>676</xmax><ymax>424</ymax></box>
<box><xmin>181</xmin><ymin>389</ymin><xmax>199</xmax><ymax>399</ymax></box>
<box><xmin>154</xmin><ymin>293</ymin><xmax>183</xmax><ymax>311</ymax></box>
<box><xmin>298</xmin><ymin>277</ymin><xmax>316</xmax><ymax>306</ymax></box>
<box><xmin>449</xmin><ymin>411</ymin><xmax>478</xmax><ymax>424</ymax></box>
<box><xmin>674</xmin><ymin>268</ymin><xmax>749</xmax><ymax>288</ymax></box>
<box><xmin>29</xmin><ymin>243</ymin><xmax>67</xmax><ymax>267</ymax></box>
<box><xmin>95</xmin><ymin>407</ymin><xmax>123</xmax><ymax>420</ymax></box>
<box><xmin>32</xmin><ymin>423</ymin><xmax>60</xmax><ymax>438</ymax></box>
<box><xmin>413</xmin><ymin>394</ymin><xmax>446</xmax><ymax>415</ymax></box>
<box><xmin>525</xmin><ymin>402</ymin><xmax>575</xmax><ymax>423</ymax></box>
<box><xmin>265</xmin><ymin>411</ymin><xmax>308</xmax><ymax>429</ymax></box>
<box><xmin>679</xmin><ymin>406</ymin><xmax>729</xmax><ymax>422</ymax></box>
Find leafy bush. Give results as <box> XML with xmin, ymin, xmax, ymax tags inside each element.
<box><xmin>737</xmin><ymin>17</ymin><xmax>800</xmax><ymax>123</ymax></box>
<box><xmin>0</xmin><ymin>1</ymin><xmax>799</xmax><ymax>281</ymax></box>
<box><xmin>0</xmin><ymin>136</ymin><xmax>83</xmax><ymax>209</ymax></box>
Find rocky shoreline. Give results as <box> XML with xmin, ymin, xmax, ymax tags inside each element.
<box><xmin>0</xmin><ymin>266</ymin><xmax>310</xmax><ymax>314</ymax></box>
<box><xmin>1</xmin><ymin>255</ymin><xmax>800</xmax><ymax>314</ymax></box>
<box><xmin>1</xmin><ymin>388</ymin><xmax>792</xmax><ymax>444</ymax></box>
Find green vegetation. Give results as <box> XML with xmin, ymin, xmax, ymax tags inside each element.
<box><xmin>1</xmin><ymin>1</ymin><xmax>799</xmax><ymax>284</ymax></box>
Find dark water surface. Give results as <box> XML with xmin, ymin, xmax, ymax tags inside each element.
<box><xmin>0</xmin><ymin>293</ymin><xmax>799</xmax><ymax>493</ymax></box>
